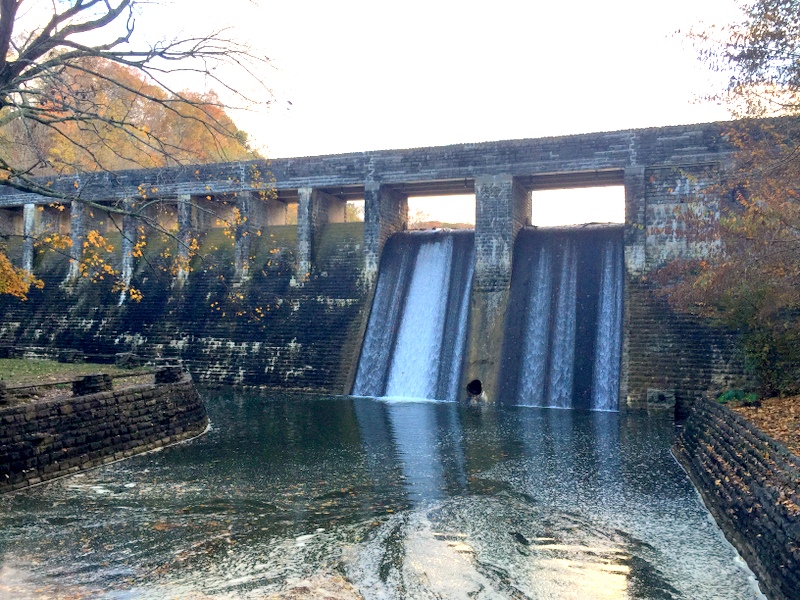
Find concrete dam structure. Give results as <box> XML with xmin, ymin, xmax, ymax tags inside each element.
<box><xmin>0</xmin><ymin>121</ymin><xmax>745</xmax><ymax>408</ymax></box>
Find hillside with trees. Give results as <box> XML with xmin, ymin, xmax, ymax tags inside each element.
<box><xmin>0</xmin><ymin>0</ymin><xmax>267</xmax><ymax>299</ymax></box>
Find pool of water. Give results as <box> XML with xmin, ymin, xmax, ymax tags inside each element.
<box><xmin>0</xmin><ymin>391</ymin><xmax>764</xmax><ymax>599</ymax></box>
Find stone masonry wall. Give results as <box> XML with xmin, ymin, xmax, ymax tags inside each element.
<box><xmin>0</xmin><ymin>376</ymin><xmax>208</xmax><ymax>494</ymax></box>
<box><xmin>0</xmin><ymin>122</ymin><xmax>732</xmax><ymax>207</ymax></box>
<box><xmin>624</xmin><ymin>280</ymin><xmax>746</xmax><ymax>408</ymax></box>
<box><xmin>643</xmin><ymin>164</ymin><xmax>722</xmax><ymax>270</ymax></box>
<box><xmin>674</xmin><ymin>398</ymin><xmax>800</xmax><ymax>600</ymax></box>
<box><xmin>0</xmin><ymin>223</ymin><xmax>369</xmax><ymax>392</ymax></box>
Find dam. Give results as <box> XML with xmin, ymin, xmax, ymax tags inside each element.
<box><xmin>0</xmin><ymin>121</ymin><xmax>745</xmax><ymax>408</ymax></box>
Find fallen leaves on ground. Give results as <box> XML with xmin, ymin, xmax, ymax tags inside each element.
<box><xmin>730</xmin><ymin>395</ymin><xmax>800</xmax><ymax>456</ymax></box>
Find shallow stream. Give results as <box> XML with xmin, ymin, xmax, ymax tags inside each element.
<box><xmin>0</xmin><ymin>391</ymin><xmax>764</xmax><ymax>599</ymax></box>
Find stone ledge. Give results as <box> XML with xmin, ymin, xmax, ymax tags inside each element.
<box><xmin>674</xmin><ymin>397</ymin><xmax>800</xmax><ymax>600</ymax></box>
<box><xmin>0</xmin><ymin>375</ymin><xmax>208</xmax><ymax>495</ymax></box>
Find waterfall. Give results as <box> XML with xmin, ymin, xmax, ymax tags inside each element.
<box><xmin>502</xmin><ymin>226</ymin><xmax>624</xmax><ymax>411</ymax></box>
<box><xmin>591</xmin><ymin>239</ymin><xmax>624</xmax><ymax>411</ymax></box>
<box><xmin>353</xmin><ymin>231</ymin><xmax>475</xmax><ymax>401</ymax></box>
<box><xmin>354</xmin><ymin>226</ymin><xmax>622</xmax><ymax>409</ymax></box>
<box><xmin>547</xmin><ymin>239</ymin><xmax>577</xmax><ymax>408</ymax></box>
<box><xmin>517</xmin><ymin>245</ymin><xmax>554</xmax><ymax>407</ymax></box>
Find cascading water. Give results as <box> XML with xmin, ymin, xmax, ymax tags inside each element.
<box><xmin>501</xmin><ymin>226</ymin><xmax>624</xmax><ymax>411</ymax></box>
<box><xmin>591</xmin><ymin>238</ymin><xmax>624</xmax><ymax>411</ymax></box>
<box><xmin>353</xmin><ymin>230</ymin><xmax>474</xmax><ymax>401</ymax></box>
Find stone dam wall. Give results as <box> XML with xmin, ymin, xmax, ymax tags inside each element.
<box><xmin>0</xmin><ymin>122</ymin><xmax>753</xmax><ymax>404</ymax></box>
<box><xmin>624</xmin><ymin>280</ymin><xmax>746</xmax><ymax>410</ymax></box>
<box><xmin>0</xmin><ymin>220</ymin><xmax>747</xmax><ymax>406</ymax></box>
<box><xmin>0</xmin><ymin>223</ymin><xmax>369</xmax><ymax>392</ymax></box>
<box><xmin>674</xmin><ymin>398</ymin><xmax>800</xmax><ymax>600</ymax></box>
<box><xmin>0</xmin><ymin>376</ymin><xmax>207</xmax><ymax>494</ymax></box>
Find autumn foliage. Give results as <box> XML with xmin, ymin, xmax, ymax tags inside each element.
<box><xmin>0</xmin><ymin>1</ymin><xmax>270</xmax><ymax>300</ymax></box>
<box><xmin>3</xmin><ymin>57</ymin><xmax>255</xmax><ymax>175</ymax></box>
<box><xmin>0</xmin><ymin>57</ymin><xmax>257</xmax><ymax>299</ymax></box>
<box><xmin>651</xmin><ymin>0</ymin><xmax>800</xmax><ymax>394</ymax></box>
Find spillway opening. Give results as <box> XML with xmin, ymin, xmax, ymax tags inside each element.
<box><xmin>353</xmin><ymin>230</ymin><xmax>475</xmax><ymax>401</ymax></box>
<box><xmin>531</xmin><ymin>185</ymin><xmax>625</xmax><ymax>227</ymax></box>
<box><xmin>345</xmin><ymin>200</ymin><xmax>365</xmax><ymax>222</ymax></box>
<box><xmin>500</xmin><ymin>225</ymin><xmax>624</xmax><ymax>411</ymax></box>
<box><xmin>408</xmin><ymin>194</ymin><xmax>475</xmax><ymax>230</ymax></box>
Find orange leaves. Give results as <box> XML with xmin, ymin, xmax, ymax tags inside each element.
<box><xmin>731</xmin><ymin>395</ymin><xmax>800</xmax><ymax>456</ymax></box>
<box><xmin>0</xmin><ymin>251</ymin><xmax>42</xmax><ymax>299</ymax></box>
<box><xmin>37</xmin><ymin>58</ymin><xmax>254</xmax><ymax>174</ymax></box>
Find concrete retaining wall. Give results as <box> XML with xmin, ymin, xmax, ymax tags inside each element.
<box><xmin>0</xmin><ymin>376</ymin><xmax>208</xmax><ymax>494</ymax></box>
<box><xmin>674</xmin><ymin>398</ymin><xmax>800</xmax><ymax>600</ymax></box>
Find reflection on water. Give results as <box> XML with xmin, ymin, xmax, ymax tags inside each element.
<box><xmin>0</xmin><ymin>391</ymin><xmax>763</xmax><ymax>599</ymax></box>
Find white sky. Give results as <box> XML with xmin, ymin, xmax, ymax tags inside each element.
<box><xmin>132</xmin><ymin>0</ymin><xmax>742</xmax><ymax>223</ymax></box>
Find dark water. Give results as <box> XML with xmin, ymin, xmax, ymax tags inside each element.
<box><xmin>0</xmin><ymin>391</ymin><xmax>763</xmax><ymax>599</ymax></box>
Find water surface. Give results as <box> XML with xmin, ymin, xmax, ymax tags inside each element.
<box><xmin>0</xmin><ymin>391</ymin><xmax>763</xmax><ymax>599</ymax></box>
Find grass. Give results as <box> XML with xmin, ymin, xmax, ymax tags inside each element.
<box><xmin>0</xmin><ymin>358</ymin><xmax>144</xmax><ymax>387</ymax></box>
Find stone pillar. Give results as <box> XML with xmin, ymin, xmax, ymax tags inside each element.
<box><xmin>620</xmin><ymin>166</ymin><xmax>646</xmax><ymax>408</ymax></box>
<box><xmin>623</xmin><ymin>166</ymin><xmax>647</xmax><ymax>276</ymax></box>
<box><xmin>176</xmin><ymin>194</ymin><xmax>192</xmax><ymax>285</ymax></box>
<box><xmin>296</xmin><ymin>187</ymin><xmax>314</xmax><ymax>280</ymax></box>
<box><xmin>363</xmin><ymin>182</ymin><xmax>408</xmax><ymax>283</ymax></box>
<box><xmin>21</xmin><ymin>203</ymin><xmax>35</xmax><ymax>274</ymax></box>
<box><xmin>296</xmin><ymin>188</ymin><xmax>347</xmax><ymax>280</ymax></box>
<box><xmin>119</xmin><ymin>198</ymin><xmax>135</xmax><ymax>304</ymax></box>
<box><xmin>463</xmin><ymin>174</ymin><xmax>529</xmax><ymax>402</ymax></box>
<box><xmin>234</xmin><ymin>192</ymin><xmax>254</xmax><ymax>282</ymax></box>
<box><xmin>66</xmin><ymin>200</ymin><xmax>85</xmax><ymax>282</ymax></box>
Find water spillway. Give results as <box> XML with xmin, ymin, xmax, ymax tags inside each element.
<box><xmin>354</xmin><ymin>225</ymin><xmax>623</xmax><ymax>409</ymax></box>
<box><xmin>353</xmin><ymin>230</ymin><xmax>474</xmax><ymax>401</ymax></box>
<box><xmin>500</xmin><ymin>226</ymin><xmax>624</xmax><ymax>410</ymax></box>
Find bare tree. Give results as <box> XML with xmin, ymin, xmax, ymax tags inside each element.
<box><xmin>0</xmin><ymin>0</ymin><xmax>269</xmax><ymax>191</ymax></box>
<box><xmin>0</xmin><ymin>1</ymin><xmax>273</xmax><ymax>298</ymax></box>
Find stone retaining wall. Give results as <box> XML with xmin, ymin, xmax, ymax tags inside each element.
<box><xmin>0</xmin><ymin>376</ymin><xmax>208</xmax><ymax>494</ymax></box>
<box><xmin>674</xmin><ymin>398</ymin><xmax>800</xmax><ymax>600</ymax></box>
<box><xmin>624</xmin><ymin>280</ymin><xmax>746</xmax><ymax>408</ymax></box>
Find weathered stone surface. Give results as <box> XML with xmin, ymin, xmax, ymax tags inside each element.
<box><xmin>0</xmin><ymin>122</ymin><xmax>733</xmax><ymax>207</ymax></box>
<box><xmin>675</xmin><ymin>398</ymin><xmax>800</xmax><ymax>600</ymax></box>
<box><xmin>0</xmin><ymin>376</ymin><xmax>207</xmax><ymax>494</ymax></box>
<box><xmin>0</xmin><ymin>223</ymin><xmax>368</xmax><ymax>393</ymax></box>
<box><xmin>72</xmin><ymin>373</ymin><xmax>112</xmax><ymax>396</ymax></box>
<box><xmin>623</xmin><ymin>280</ymin><xmax>745</xmax><ymax>407</ymax></box>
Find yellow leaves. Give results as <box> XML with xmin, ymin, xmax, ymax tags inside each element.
<box><xmin>0</xmin><ymin>251</ymin><xmax>42</xmax><ymax>299</ymax></box>
<box><xmin>37</xmin><ymin>233</ymin><xmax>71</xmax><ymax>250</ymax></box>
<box><xmin>131</xmin><ymin>239</ymin><xmax>147</xmax><ymax>258</ymax></box>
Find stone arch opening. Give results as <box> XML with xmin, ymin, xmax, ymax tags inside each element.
<box><xmin>519</xmin><ymin>170</ymin><xmax>626</xmax><ymax>228</ymax></box>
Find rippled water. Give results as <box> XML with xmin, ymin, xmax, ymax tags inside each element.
<box><xmin>0</xmin><ymin>391</ymin><xmax>764</xmax><ymax>599</ymax></box>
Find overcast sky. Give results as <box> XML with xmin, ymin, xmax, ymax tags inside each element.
<box><xmin>140</xmin><ymin>0</ymin><xmax>741</xmax><ymax>156</ymax></box>
<box><xmin>136</xmin><ymin>0</ymin><xmax>743</xmax><ymax>223</ymax></box>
